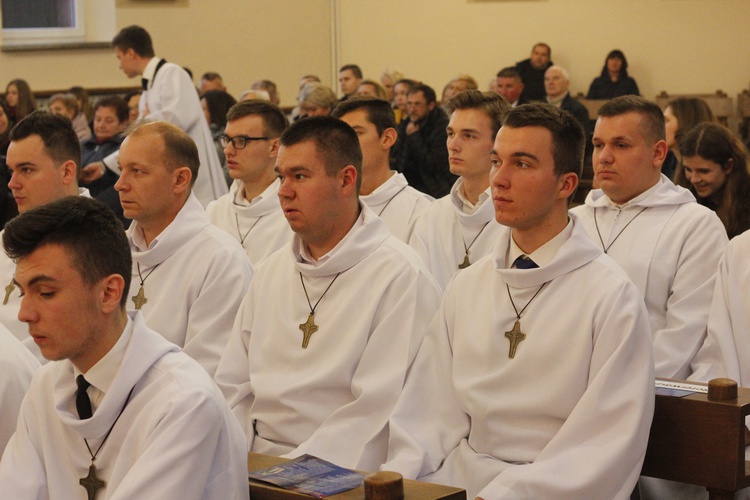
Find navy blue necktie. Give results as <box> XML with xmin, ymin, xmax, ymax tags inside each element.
<box><xmin>141</xmin><ymin>78</ymin><xmax>149</xmax><ymax>90</ymax></box>
<box><xmin>76</xmin><ymin>375</ymin><xmax>93</xmax><ymax>420</ymax></box>
<box><xmin>513</xmin><ymin>255</ymin><xmax>538</xmax><ymax>269</ymax></box>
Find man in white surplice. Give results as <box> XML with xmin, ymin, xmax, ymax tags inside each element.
<box><xmin>206</xmin><ymin>100</ymin><xmax>293</xmax><ymax>267</ymax></box>
<box><xmin>0</xmin><ymin>196</ymin><xmax>248</xmax><ymax>499</ymax></box>
<box><xmin>408</xmin><ymin>90</ymin><xmax>510</xmax><ymax>290</ymax></box>
<box><xmin>332</xmin><ymin>96</ymin><xmax>433</xmax><ymax>242</ymax></box>
<box><xmin>81</xmin><ymin>25</ymin><xmax>227</xmax><ymax>207</ymax></box>
<box><xmin>382</xmin><ymin>104</ymin><xmax>655</xmax><ymax>499</ymax></box>
<box><xmin>115</xmin><ymin>121</ymin><xmax>252</xmax><ymax>377</ymax></box>
<box><xmin>571</xmin><ymin>96</ymin><xmax>727</xmax><ymax>382</ymax></box>
<box><xmin>215</xmin><ymin>116</ymin><xmax>441</xmax><ymax>471</ymax></box>
<box><xmin>0</xmin><ymin>111</ymin><xmax>91</xmax><ymax>354</ymax></box>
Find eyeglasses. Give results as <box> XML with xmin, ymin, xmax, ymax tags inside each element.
<box><xmin>220</xmin><ymin>134</ymin><xmax>270</xmax><ymax>149</ymax></box>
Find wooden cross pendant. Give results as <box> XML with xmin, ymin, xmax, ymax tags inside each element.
<box><xmin>131</xmin><ymin>286</ymin><xmax>147</xmax><ymax>310</ymax></box>
<box><xmin>458</xmin><ymin>254</ymin><xmax>471</xmax><ymax>270</ymax></box>
<box><xmin>3</xmin><ymin>278</ymin><xmax>15</xmax><ymax>305</ymax></box>
<box><xmin>298</xmin><ymin>314</ymin><xmax>319</xmax><ymax>349</ymax></box>
<box><xmin>504</xmin><ymin>320</ymin><xmax>526</xmax><ymax>359</ymax></box>
<box><xmin>80</xmin><ymin>464</ymin><xmax>106</xmax><ymax>500</ymax></box>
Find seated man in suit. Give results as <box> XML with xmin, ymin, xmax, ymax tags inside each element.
<box><xmin>495</xmin><ymin>67</ymin><xmax>527</xmax><ymax>107</ymax></box>
<box><xmin>382</xmin><ymin>104</ymin><xmax>654</xmax><ymax>499</ymax></box>
<box><xmin>544</xmin><ymin>65</ymin><xmax>590</xmax><ymax>133</ymax></box>
<box><xmin>0</xmin><ymin>196</ymin><xmax>248</xmax><ymax>499</ymax></box>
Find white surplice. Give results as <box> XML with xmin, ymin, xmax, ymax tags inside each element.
<box><xmin>126</xmin><ymin>192</ymin><xmax>253</xmax><ymax>376</ymax></box>
<box><xmin>383</xmin><ymin>215</ymin><xmax>655</xmax><ymax>500</ymax></box>
<box><xmin>571</xmin><ymin>175</ymin><xmax>728</xmax><ymax>379</ymax></box>
<box><xmin>103</xmin><ymin>58</ymin><xmax>227</xmax><ymax>207</ymax></box>
<box><xmin>215</xmin><ymin>204</ymin><xmax>442</xmax><ymax>471</ymax></box>
<box><xmin>360</xmin><ymin>172</ymin><xmax>433</xmax><ymax>243</ymax></box>
<box><xmin>409</xmin><ymin>178</ymin><xmax>503</xmax><ymax>291</ymax></box>
<box><xmin>0</xmin><ymin>324</ymin><xmax>39</xmax><ymax>455</ymax></box>
<box><xmin>206</xmin><ymin>179</ymin><xmax>293</xmax><ymax>267</ymax></box>
<box><xmin>690</xmin><ymin>229</ymin><xmax>750</xmax><ymax>385</ymax></box>
<box><xmin>0</xmin><ymin>312</ymin><xmax>249</xmax><ymax>500</ymax></box>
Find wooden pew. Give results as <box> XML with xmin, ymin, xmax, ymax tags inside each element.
<box><xmin>248</xmin><ymin>452</ymin><xmax>465</xmax><ymax>500</ymax></box>
<box><xmin>642</xmin><ymin>378</ymin><xmax>750</xmax><ymax>499</ymax></box>
<box><xmin>574</xmin><ymin>94</ymin><xmax>609</xmax><ymax>121</ymax></box>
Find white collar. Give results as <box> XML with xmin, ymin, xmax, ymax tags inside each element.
<box><xmin>507</xmin><ymin>218</ymin><xmax>573</xmax><ymax>269</ymax></box>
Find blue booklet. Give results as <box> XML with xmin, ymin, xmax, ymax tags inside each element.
<box><xmin>248</xmin><ymin>454</ymin><xmax>365</xmax><ymax>498</ymax></box>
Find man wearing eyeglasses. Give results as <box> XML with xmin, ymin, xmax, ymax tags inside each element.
<box><xmin>115</xmin><ymin>120</ymin><xmax>252</xmax><ymax>377</ymax></box>
<box><xmin>206</xmin><ymin>101</ymin><xmax>293</xmax><ymax>266</ymax></box>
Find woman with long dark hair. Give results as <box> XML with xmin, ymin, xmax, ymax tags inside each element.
<box><xmin>677</xmin><ymin>122</ymin><xmax>750</xmax><ymax>238</ymax></box>
<box><xmin>4</xmin><ymin>79</ymin><xmax>36</xmax><ymax>123</ymax></box>
<box><xmin>586</xmin><ymin>49</ymin><xmax>640</xmax><ymax>99</ymax></box>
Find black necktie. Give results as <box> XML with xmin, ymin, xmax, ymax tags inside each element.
<box><xmin>141</xmin><ymin>78</ymin><xmax>149</xmax><ymax>90</ymax></box>
<box><xmin>76</xmin><ymin>375</ymin><xmax>93</xmax><ymax>420</ymax></box>
<box><xmin>513</xmin><ymin>255</ymin><xmax>538</xmax><ymax>269</ymax></box>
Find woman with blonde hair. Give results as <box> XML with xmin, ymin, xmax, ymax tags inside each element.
<box><xmin>677</xmin><ymin>122</ymin><xmax>750</xmax><ymax>238</ymax></box>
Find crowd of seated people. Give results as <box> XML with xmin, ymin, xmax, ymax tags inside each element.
<box><xmin>3</xmin><ymin>35</ymin><xmax>750</xmax><ymax>500</ymax></box>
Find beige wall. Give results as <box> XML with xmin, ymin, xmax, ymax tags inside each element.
<box><xmin>1</xmin><ymin>0</ymin><xmax>748</xmax><ymax>108</ymax></box>
<box><xmin>338</xmin><ymin>0</ymin><xmax>750</xmax><ymax>103</ymax></box>
<box><xmin>0</xmin><ymin>0</ymin><xmax>332</xmax><ymax>108</ymax></box>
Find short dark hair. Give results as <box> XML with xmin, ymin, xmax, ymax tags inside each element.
<box><xmin>445</xmin><ymin>90</ymin><xmax>510</xmax><ymax>137</ymax></box>
<box><xmin>598</xmin><ymin>95</ymin><xmax>666</xmax><ymax>143</ymax></box>
<box><xmin>3</xmin><ymin>197</ymin><xmax>132</xmax><ymax>307</ymax></box>
<box><xmin>226</xmin><ymin>100</ymin><xmax>289</xmax><ymax>137</ymax></box>
<box><xmin>339</xmin><ymin>64</ymin><xmax>363</xmax><ymax>79</ymax></box>
<box><xmin>408</xmin><ymin>83</ymin><xmax>437</xmax><ymax>104</ymax></box>
<box><xmin>128</xmin><ymin>121</ymin><xmax>200</xmax><ymax>187</ymax></box>
<box><xmin>201</xmin><ymin>71</ymin><xmax>222</xmax><ymax>82</ymax></box>
<box><xmin>94</xmin><ymin>95</ymin><xmax>129</xmax><ymax>124</ymax></box>
<box><xmin>394</xmin><ymin>78</ymin><xmax>418</xmax><ymax>91</ymax></box>
<box><xmin>201</xmin><ymin>90</ymin><xmax>237</xmax><ymax>129</ymax></box>
<box><xmin>332</xmin><ymin>96</ymin><xmax>396</xmax><ymax>136</ymax></box>
<box><xmin>496</xmin><ymin>67</ymin><xmax>522</xmax><ymax>81</ymax></box>
<box><xmin>10</xmin><ymin>110</ymin><xmax>82</xmax><ymax>175</ymax></box>
<box><xmin>533</xmin><ymin>42</ymin><xmax>551</xmax><ymax>57</ymax></box>
<box><xmin>279</xmin><ymin>116</ymin><xmax>362</xmax><ymax>192</ymax></box>
<box><xmin>503</xmin><ymin>104</ymin><xmax>585</xmax><ymax>178</ymax></box>
<box><xmin>112</xmin><ymin>25</ymin><xmax>155</xmax><ymax>58</ymax></box>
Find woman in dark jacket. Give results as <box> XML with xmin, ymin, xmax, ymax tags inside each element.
<box><xmin>586</xmin><ymin>50</ymin><xmax>640</xmax><ymax>100</ymax></box>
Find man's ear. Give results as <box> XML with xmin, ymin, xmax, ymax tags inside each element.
<box><xmin>381</xmin><ymin>128</ymin><xmax>397</xmax><ymax>150</ymax></box>
<box><xmin>653</xmin><ymin>140</ymin><xmax>668</xmax><ymax>167</ymax></box>
<box><xmin>340</xmin><ymin>164</ymin><xmax>358</xmax><ymax>194</ymax></box>
<box><xmin>61</xmin><ymin>160</ymin><xmax>78</xmax><ymax>186</ymax></box>
<box><xmin>558</xmin><ymin>172</ymin><xmax>579</xmax><ymax>201</ymax></box>
<box><xmin>99</xmin><ymin>274</ymin><xmax>125</xmax><ymax>314</ymax></box>
<box><xmin>172</xmin><ymin>166</ymin><xmax>192</xmax><ymax>194</ymax></box>
<box><xmin>268</xmin><ymin>138</ymin><xmax>281</xmax><ymax>159</ymax></box>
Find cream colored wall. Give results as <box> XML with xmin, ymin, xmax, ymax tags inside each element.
<box><xmin>338</xmin><ymin>0</ymin><xmax>750</xmax><ymax>102</ymax></box>
<box><xmin>0</xmin><ymin>0</ymin><xmax>332</xmax><ymax>108</ymax></box>
<box><xmin>2</xmin><ymin>0</ymin><xmax>748</xmax><ymax>108</ymax></box>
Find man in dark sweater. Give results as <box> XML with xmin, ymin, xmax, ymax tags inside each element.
<box><xmin>395</xmin><ymin>84</ymin><xmax>455</xmax><ymax>198</ymax></box>
<box><xmin>515</xmin><ymin>43</ymin><xmax>553</xmax><ymax>102</ymax></box>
